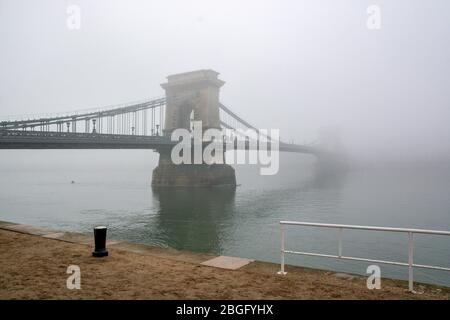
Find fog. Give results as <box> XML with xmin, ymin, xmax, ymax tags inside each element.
<box><xmin>1</xmin><ymin>0</ymin><xmax>449</xmax><ymax>163</ymax></box>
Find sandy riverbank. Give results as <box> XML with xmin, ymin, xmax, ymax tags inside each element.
<box><xmin>0</xmin><ymin>227</ymin><xmax>449</xmax><ymax>299</ymax></box>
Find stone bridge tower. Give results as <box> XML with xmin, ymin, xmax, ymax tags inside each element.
<box><xmin>151</xmin><ymin>70</ymin><xmax>236</xmax><ymax>187</ymax></box>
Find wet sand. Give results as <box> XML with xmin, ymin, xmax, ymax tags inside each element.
<box><xmin>0</xmin><ymin>229</ymin><xmax>449</xmax><ymax>299</ymax></box>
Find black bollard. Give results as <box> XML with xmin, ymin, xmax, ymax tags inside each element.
<box><xmin>92</xmin><ymin>226</ymin><xmax>108</xmax><ymax>257</ymax></box>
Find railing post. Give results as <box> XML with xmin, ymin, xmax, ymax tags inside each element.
<box><xmin>408</xmin><ymin>232</ymin><xmax>414</xmax><ymax>293</ymax></box>
<box><xmin>277</xmin><ymin>223</ymin><xmax>287</xmax><ymax>275</ymax></box>
<box><xmin>338</xmin><ymin>227</ymin><xmax>343</xmax><ymax>258</ymax></box>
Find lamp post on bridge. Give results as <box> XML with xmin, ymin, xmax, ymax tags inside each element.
<box><xmin>92</xmin><ymin>119</ymin><xmax>97</xmax><ymax>133</ymax></box>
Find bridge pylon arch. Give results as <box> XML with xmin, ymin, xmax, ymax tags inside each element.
<box><xmin>152</xmin><ymin>70</ymin><xmax>236</xmax><ymax>187</ymax></box>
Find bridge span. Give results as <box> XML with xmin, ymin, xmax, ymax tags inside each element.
<box><xmin>0</xmin><ymin>130</ymin><xmax>320</xmax><ymax>156</ymax></box>
<box><xmin>0</xmin><ymin>70</ymin><xmax>329</xmax><ymax>186</ymax></box>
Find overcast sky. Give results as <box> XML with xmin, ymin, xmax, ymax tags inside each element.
<box><xmin>1</xmin><ymin>0</ymin><xmax>449</xmax><ymax>161</ymax></box>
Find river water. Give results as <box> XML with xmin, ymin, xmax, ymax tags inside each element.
<box><xmin>1</xmin><ymin>150</ymin><xmax>449</xmax><ymax>287</ymax></box>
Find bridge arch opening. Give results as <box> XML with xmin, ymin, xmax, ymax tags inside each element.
<box><xmin>152</xmin><ymin>70</ymin><xmax>236</xmax><ymax>187</ymax></box>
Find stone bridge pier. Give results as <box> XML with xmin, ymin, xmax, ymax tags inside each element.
<box><xmin>151</xmin><ymin>70</ymin><xmax>236</xmax><ymax>187</ymax></box>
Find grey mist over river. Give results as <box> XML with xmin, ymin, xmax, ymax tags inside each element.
<box><xmin>1</xmin><ymin>150</ymin><xmax>450</xmax><ymax>286</ymax></box>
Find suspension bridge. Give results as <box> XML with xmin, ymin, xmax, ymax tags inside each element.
<box><xmin>0</xmin><ymin>70</ymin><xmax>332</xmax><ymax>186</ymax></box>
<box><xmin>0</xmin><ymin>98</ymin><xmax>317</xmax><ymax>153</ymax></box>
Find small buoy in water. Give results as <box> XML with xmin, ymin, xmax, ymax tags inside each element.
<box><xmin>71</xmin><ymin>181</ymin><xmax>75</xmax><ymax>184</ymax></box>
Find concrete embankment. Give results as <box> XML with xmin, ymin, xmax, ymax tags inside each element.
<box><xmin>0</xmin><ymin>220</ymin><xmax>448</xmax><ymax>300</ymax></box>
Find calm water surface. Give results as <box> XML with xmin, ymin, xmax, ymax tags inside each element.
<box><xmin>1</xmin><ymin>150</ymin><xmax>449</xmax><ymax>286</ymax></box>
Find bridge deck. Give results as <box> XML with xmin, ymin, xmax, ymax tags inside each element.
<box><xmin>0</xmin><ymin>130</ymin><xmax>319</xmax><ymax>155</ymax></box>
<box><xmin>0</xmin><ymin>130</ymin><xmax>172</xmax><ymax>149</ymax></box>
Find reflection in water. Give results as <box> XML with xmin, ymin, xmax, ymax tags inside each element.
<box><xmin>151</xmin><ymin>186</ymin><xmax>236</xmax><ymax>253</ymax></box>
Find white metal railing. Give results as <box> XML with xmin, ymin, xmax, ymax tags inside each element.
<box><xmin>277</xmin><ymin>221</ymin><xmax>450</xmax><ymax>292</ymax></box>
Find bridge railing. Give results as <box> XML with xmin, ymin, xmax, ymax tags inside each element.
<box><xmin>277</xmin><ymin>220</ymin><xmax>450</xmax><ymax>292</ymax></box>
<box><xmin>0</xmin><ymin>129</ymin><xmax>169</xmax><ymax>141</ymax></box>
